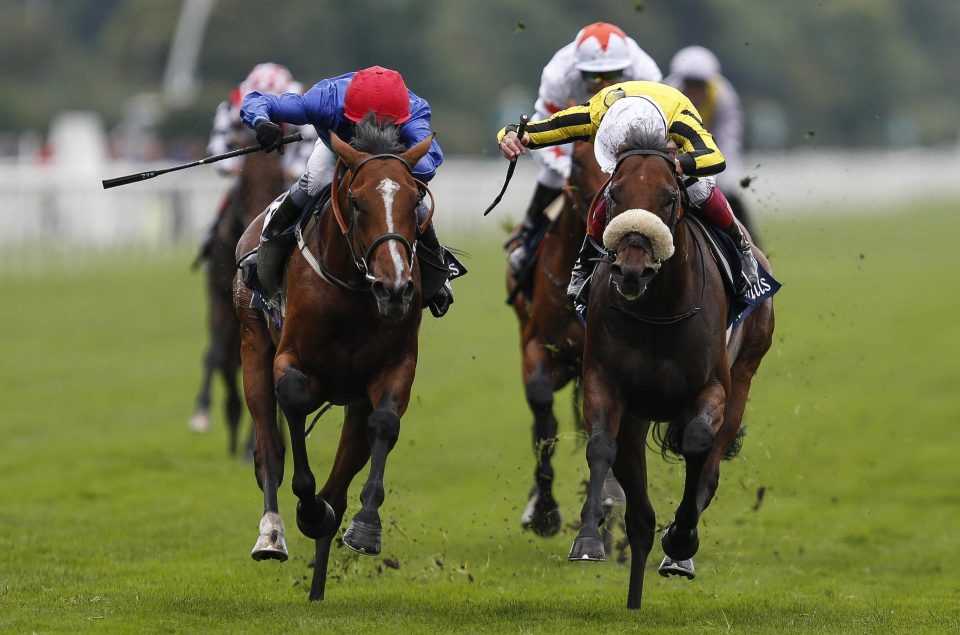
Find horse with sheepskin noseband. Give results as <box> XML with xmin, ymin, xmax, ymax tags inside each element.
<box><xmin>603</xmin><ymin>208</ymin><xmax>676</xmax><ymax>300</ymax></box>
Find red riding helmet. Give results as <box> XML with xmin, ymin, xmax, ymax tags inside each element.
<box><xmin>343</xmin><ymin>66</ymin><xmax>412</xmax><ymax>124</ymax></box>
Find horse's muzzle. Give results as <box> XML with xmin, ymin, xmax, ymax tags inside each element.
<box><xmin>371</xmin><ymin>279</ymin><xmax>416</xmax><ymax>321</ymax></box>
<box><xmin>610</xmin><ymin>261</ymin><xmax>659</xmax><ymax>301</ymax></box>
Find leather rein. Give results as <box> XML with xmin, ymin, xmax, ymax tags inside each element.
<box><xmin>603</xmin><ymin>148</ymin><xmax>706</xmax><ymax>325</ymax></box>
<box><xmin>296</xmin><ymin>153</ymin><xmax>435</xmax><ymax>292</ymax></box>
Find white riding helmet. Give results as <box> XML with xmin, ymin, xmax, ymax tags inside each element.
<box><xmin>574</xmin><ymin>22</ymin><xmax>631</xmax><ymax>72</ymax></box>
<box><xmin>594</xmin><ymin>96</ymin><xmax>668</xmax><ymax>174</ymax></box>
<box><xmin>669</xmin><ymin>46</ymin><xmax>721</xmax><ymax>82</ymax></box>
<box><xmin>239</xmin><ymin>63</ymin><xmax>295</xmax><ymax>95</ymax></box>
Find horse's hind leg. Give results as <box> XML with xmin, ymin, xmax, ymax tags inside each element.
<box><xmin>309</xmin><ymin>402</ymin><xmax>373</xmax><ymax>601</ymax></box>
<box><xmin>221</xmin><ymin>308</ymin><xmax>244</xmax><ymax>455</ymax></box>
<box><xmin>521</xmin><ymin>356</ymin><xmax>562</xmax><ymax>537</ymax></box>
<box><xmin>238</xmin><ymin>314</ymin><xmax>287</xmax><ymax>561</ymax></box>
<box><xmin>612</xmin><ymin>417</ymin><xmax>655</xmax><ymax>609</ymax></box>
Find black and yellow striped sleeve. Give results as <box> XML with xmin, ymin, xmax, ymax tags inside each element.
<box><xmin>496</xmin><ymin>103</ymin><xmax>596</xmax><ymax>149</ymax></box>
<box><xmin>670</xmin><ymin>106</ymin><xmax>725</xmax><ymax>176</ymax></box>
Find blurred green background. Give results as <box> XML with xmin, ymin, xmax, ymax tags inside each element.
<box><xmin>2</xmin><ymin>0</ymin><xmax>960</xmax><ymax>154</ymax></box>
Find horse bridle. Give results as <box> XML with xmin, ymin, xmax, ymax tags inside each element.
<box><xmin>602</xmin><ymin>148</ymin><xmax>705</xmax><ymax>324</ymax></box>
<box><xmin>330</xmin><ymin>154</ymin><xmax>436</xmax><ymax>282</ymax></box>
<box><xmin>611</xmin><ymin>149</ymin><xmax>686</xmax><ymax>237</ymax></box>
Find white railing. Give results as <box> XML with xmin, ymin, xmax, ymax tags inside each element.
<box><xmin>2</xmin><ymin>148</ymin><xmax>959</xmax><ymax>250</ymax></box>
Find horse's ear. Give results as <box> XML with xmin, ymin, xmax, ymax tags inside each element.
<box><xmin>400</xmin><ymin>133</ymin><xmax>436</xmax><ymax>170</ymax></box>
<box><xmin>330</xmin><ymin>132</ymin><xmax>362</xmax><ymax>170</ymax></box>
<box><xmin>665</xmin><ymin>138</ymin><xmax>679</xmax><ymax>159</ymax></box>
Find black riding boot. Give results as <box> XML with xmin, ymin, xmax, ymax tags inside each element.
<box><xmin>724</xmin><ymin>221</ymin><xmax>759</xmax><ymax>294</ymax></box>
<box><xmin>567</xmin><ymin>235</ymin><xmax>605</xmax><ymax>306</ymax></box>
<box><xmin>417</xmin><ymin>220</ymin><xmax>465</xmax><ymax>318</ymax></box>
<box><xmin>507</xmin><ymin>183</ymin><xmax>564</xmax><ymax>270</ymax></box>
<box><xmin>257</xmin><ymin>193</ymin><xmax>305</xmax><ymax>300</ymax></box>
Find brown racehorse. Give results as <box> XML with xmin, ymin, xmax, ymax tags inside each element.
<box><xmin>189</xmin><ymin>129</ymin><xmax>285</xmax><ymax>455</ymax></box>
<box><xmin>233</xmin><ymin>117</ymin><xmax>436</xmax><ymax>601</ymax></box>
<box><xmin>506</xmin><ymin>141</ymin><xmax>606</xmax><ymax>536</ymax></box>
<box><xmin>566</xmin><ymin>126</ymin><xmax>775</xmax><ymax>609</ymax></box>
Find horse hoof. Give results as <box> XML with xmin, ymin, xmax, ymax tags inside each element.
<box><xmin>658</xmin><ymin>555</ymin><xmax>695</xmax><ymax>580</ymax></box>
<box><xmin>188</xmin><ymin>410</ymin><xmax>212</xmax><ymax>433</ymax></box>
<box><xmin>296</xmin><ymin>498</ymin><xmax>338</xmax><ymax>540</ymax></box>
<box><xmin>342</xmin><ymin>518</ymin><xmax>382</xmax><ymax>555</ymax></box>
<box><xmin>661</xmin><ymin>524</ymin><xmax>700</xmax><ymax>561</ymax></box>
<box><xmin>251</xmin><ymin>512</ymin><xmax>288</xmax><ymax>562</ymax></box>
<box><xmin>522</xmin><ymin>490</ymin><xmax>562</xmax><ymax>537</ymax></box>
<box><xmin>568</xmin><ymin>532</ymin><xmax>606</xmax><ymax>562</ymax></box>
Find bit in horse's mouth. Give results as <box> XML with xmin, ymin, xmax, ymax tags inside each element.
<box><xmin>613</xmin><ymin>281</ymin><xmax>646</xmax><ymax>301</ymax></box>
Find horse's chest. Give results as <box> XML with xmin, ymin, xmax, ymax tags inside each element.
<box><xmin>288</xmin><ymin>314</ymin><xmax>415</xmax><ymax>400</ymax></box>
<box><xmin>614</xmin><ymin>345</ymin><xmax>711</xmax><ymax>416</ymax></box>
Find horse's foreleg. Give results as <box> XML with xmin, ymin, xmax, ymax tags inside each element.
<box><xmin>521</xmin><ymin>346</ymin><xmax>561</xmax><ymax>536</ymax></box>
<box><xmin>216</xmin><ymin>300</ymin><xmax>245</xmax><ymax>454</ymax></box>
<box><xmin>612</xmin><ymin>417</ymin><xmax>655</xmax><ymax>609</ymax></box>
<box><xmin>239</xmin><ymin>319</ymin><xmax>287</xmax><ymax>561</ymax></box>
<box><xmin>569</xmin><ymin>367</ymin><xmax>621</xmax><ymax>562</ymax></box>
<box><xmin>189</xmin><ymin>302</ymin><xmax>220</xmax><ymax>433</ymax></box>
<box><xmin>662</xmin><ymin>379</ymin><xmax>726</xmax><ymax>564</ymax></box>
<box><xmin>274</xmin><ymin>352</ymin><xmax>336</xmax><ymax>541</ymax></box>
<box><xmin>310</xmin><ymin>402</ymin><xmax>373</xmax><ymax>601</ymax></box>
<box><xmin>342</xmin><ymin>371</ymin><xmax>412</xmax><ymax>556</ymax></box>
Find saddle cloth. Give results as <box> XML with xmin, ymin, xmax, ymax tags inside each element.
<box><xmin>686</xmin><ymin>215</ymin><xmax>781</xmax><ymax>329</ymax></box>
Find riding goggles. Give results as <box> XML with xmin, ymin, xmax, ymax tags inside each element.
<box><xmin>581</xmin><ymin>70</ymin><xmax>624</xmax><ymax>83</ymax></box>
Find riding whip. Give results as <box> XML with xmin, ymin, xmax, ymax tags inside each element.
<box><xmin>482</xmin><ymin>114</ymin><xmax>529</xmax><ymax>216</ymax></box>
<box><xmin>101</xmin><ymin>132</ymin><xmax>303</xmax><ymax>189</ymax></box>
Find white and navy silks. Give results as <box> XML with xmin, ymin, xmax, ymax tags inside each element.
<box><xmin>240</xmin><ymin>71</ymin><xmax>444</xmax><ymax>211</ymax></box>
<box><xmin>531</xmin><ymin>38</ymin><xmax>661</xmax><ymax>189</ymax></box>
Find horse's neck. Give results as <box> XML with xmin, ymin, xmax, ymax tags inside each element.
<box><xmin>240</xmin><ymin>153</ymin><xmax>284</xmax><ymax>222</ymax></box>
<box><xmin>314</xmin><ymin>196</ymin><xmax>365</xmax><ymax>284</ymax></box>
<box><xmin>551</xmin><ymin>204</ymin><xmax>586</xmax><ymax>267</ymax></box>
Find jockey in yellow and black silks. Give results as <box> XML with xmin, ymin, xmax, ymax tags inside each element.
<box><xmin>497</xmin><ymin>80</ymin><xmax>759</xmax><ymax>299</ymax></box>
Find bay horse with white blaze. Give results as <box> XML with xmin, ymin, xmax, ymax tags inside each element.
<box><xmin>567</xmin><ymin>127</ymin><xmax>775</xmax><ymax>609</ymax></box>
<box><xmin>233</xmin><ymin>118</ymin><xmax>436</xmax><ymax>601</ymax></box>
<box><xmin>190</xmin><ymin>130</ymin><xmax>285</xmax><ymax>454</ymax></box>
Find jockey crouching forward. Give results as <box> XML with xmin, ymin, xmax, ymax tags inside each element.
<box><xmin>497</xmin><ymin>80</ymin><xmax>760</xmax><ymax>303</ymax></box>
<box><xmin>240</xmin><ymin>65</ymin><xmax>462</xmax><ymax>318</ymax></box>
<box><xmin>509</xmin><ymin>21</ymin><xmax>662</xmax><ymax>270</ymax></box>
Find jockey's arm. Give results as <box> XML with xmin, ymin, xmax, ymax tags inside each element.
<box><xmin>669</xmin><ymin>108</ymin><xmax>726</xmax><ymax>177</ymax></box>
<box><xmin>497</xmin><ymin>102</ymin><xmax>594</xmax><ymax>160</ymax></box>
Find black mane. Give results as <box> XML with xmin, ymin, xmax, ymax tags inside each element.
<box><xmin>618</xmin><ymin>122</ymin><xmax>671</xmax><ymax>156</ymax></box>
<box><xmin>350</xmin><ymin>112</ymin><xmax>406</xmax><ymax>155</ymax></box>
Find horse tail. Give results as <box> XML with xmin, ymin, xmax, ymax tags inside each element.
<box><xmin>649</xmin><ymin>422</ymin><xmax>747</xmax><ymax>461</ymax></box>
<box><xmin>650</xmin><ymin>421</ymin><xmax>684</xmax><ymax>460</ymax></box>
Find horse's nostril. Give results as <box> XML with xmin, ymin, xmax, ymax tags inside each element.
<box><xmin>371</xmin><ymin>281</ymin><xmax>389</xmax><ymax>300</ymax></box>
<box><xmin>402</xmin><ymin>280</ymin><xmax>415</xmax><ymax>301</ymax></box>
<box><xmin>641</xmin><ymin>266</ymin><xmax>658</xmax><ymax>280</ymax></box>
<box><xmin>610</xmin><ymin>263</ymin><xmax>623</xmax><ymax>278</ymax></box>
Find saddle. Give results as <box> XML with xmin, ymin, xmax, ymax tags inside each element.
<box><xmin>686</xmin><ymin>215</ymin><xmax>780</xmax><ymax>329</ymax></box>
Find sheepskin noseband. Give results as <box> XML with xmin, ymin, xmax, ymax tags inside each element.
<box><xmin>602</xmin><ymin>209</ymin><xmax>675</xmax><ymax>261</ymax></box>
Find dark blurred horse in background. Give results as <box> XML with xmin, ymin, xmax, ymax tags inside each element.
<box><xmin>506</xmin><ymin>141</ymin><xmax>614</xmax><ymax>537</ymax></box>
<box><xmin>189</xmin><ymin>128</ymin><xmax>285</xmax><ymax>455</ymax></box>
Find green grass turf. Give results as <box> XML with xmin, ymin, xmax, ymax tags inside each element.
<box><xmin>1</xmin><ymin>203</ymin><xmax>958</xmax><ymax>633</ymax></box>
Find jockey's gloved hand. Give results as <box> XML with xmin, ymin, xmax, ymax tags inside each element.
<box><xmin>254</xmin><ymin>119</ymin><xmax>284</xmax><ymax>154</ymax></box>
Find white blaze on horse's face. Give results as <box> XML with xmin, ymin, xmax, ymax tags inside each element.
<box><xmin>376</xmin><ymin>178</ymin><xmax>406</xmax><ymax>283</ymax></box>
